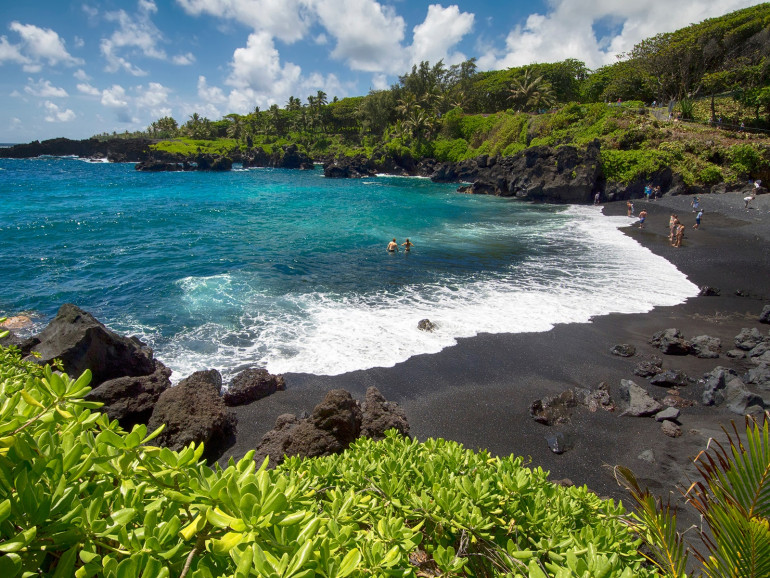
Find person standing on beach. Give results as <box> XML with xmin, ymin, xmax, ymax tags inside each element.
<box><xmin>691</xmin><ymin>196</ymin><xmax>700</xmax><ymax>212</ymax></box>
<box><xmin>627</xmin><ymin>200</ymin><xmax>633</xmax><ymax>217</ymax></box>
<box><xmin>653</xmin><ymin>185</ymin><xmax>660</xmax><ymax>200</ymax></box>
<box><xmin>387</xmin><ymin>238</ymin><xmax>399</xmax><ymax>252</ymax></box>
<box><xmin>669</xmin><ymin>215</ymin><xmax>680</xmax><ymax>243</ymax></box>
<box><xmin>594</xmin><ymin>192</ymin><xmax>601</xmax><ymax>205</ymax></box>
<box><xmin>693</xmin><ymin>209</ymin><xmax>703</xmax><ymax>229</ymax></box>
<box><xmin>672</xmin><ymin>223</ymin><xmax>685</xmax><ymax>247</ymax></box>
<box><xmin>638</xmin><ymin>209</ymin><xmax>647</xmax><ymax>228</ymax></box>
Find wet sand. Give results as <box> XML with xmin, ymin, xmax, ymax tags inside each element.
<box><xmin>227</xmin><ymin>190</ymin><xmax>770</xmax><ymax>510</ymax></box>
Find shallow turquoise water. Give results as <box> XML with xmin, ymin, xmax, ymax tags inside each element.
<box><xmin>0</xmin><ymin>157</ymin><xmax>698</xmax><ymax>379</ymax></box>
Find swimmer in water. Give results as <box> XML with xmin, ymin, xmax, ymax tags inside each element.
<box><xmin>387</xmin><ymin>238</ymin><xmax>398</xmax><ymax>252</ymax></box>
<box><xmin>401</xmin><ymin>238</ymin><xmax>414</xmax><ymax>251</ymax></box>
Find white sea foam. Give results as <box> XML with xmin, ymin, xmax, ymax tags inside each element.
<box><xmin>144</xmin><ymin>205</ymin><xmax>698</xmax><ymax>381</ymax></box>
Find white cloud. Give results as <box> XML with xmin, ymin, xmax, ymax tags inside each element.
<box><xmin>176</xmin><ymin>0</ymin><xmax>310</xmax><ymax>43</ymax></box>
<box><xmin>77</xmin><ymin>83</ymin><xmax>102</xmax><ymax>96</ymax></box>
<box><xmin>225</xmin><ymin>31</ymin><xmax>302</xmax><ymax>108</ymax></box>
<box><xmin>0</xmin><ymin>35</ymin><xmax>30</xmax><ymax>67</ymax></box>
<box><xmin>24</xmin><ymin>78</ymin><xmax>68</xmax><ymax>98</ymax></box>
<box><xmin>198</xmin><ymin>75</ymin><xmax>227</xmax><ymax>104</ymax></box>
<box><xmin>172</xmin><ymin>52</ymin><xmax>196</xmax><ymax>65</ymax></box>
<box><xmin>2</xmin><ymin>22</ymin><xmax>83</xmax><ymax>72</ymax></box>
<box><xmin>43</xmin><ymin>100</ymin><xmax>76</xmax><ymax>122</ymax></box>
<box><xmin>137</xmin><ymin>82</ymin><xmax>170</xmax><ymax>107</ymax></box>
<box><xmin>102</xmin><ymin>84</ymin><xmax>129</xmax><ymax>108</ymax></box>
<box><xmin>411</xmin><ymin>4</ymin><xmax>474</xmax><ymax>67</ymax></box>
<box><xmin>371</xmin><ymin>73</ymin><xmax>388</xmax><ymax>91</ymax></box>
<box><xmin>310</xmin><ymin>0</ymin><xmax>407</xmax><ymax>73</ymax></box>
<box><xmin>100</xmin><ymin>0</ymin><xmax>167</xmax><ymax>75</ymax></box>
<box><xmin>478</xmin><ymin>0</ymin><xmax>763</xmax><ymax>71</ymax></box>
<box><xmin>74</xmin><ymin>69</ymin><xmax>90</xmax><ymax>81</ymax></box>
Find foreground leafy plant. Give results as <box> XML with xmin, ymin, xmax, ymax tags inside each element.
<box><xmin>0</xmin><ymin>344</ymin><xmax>656</xmax><ymax>577</ymax></box>
<box><xmin>616</xmin><ymin>414</ymin><xmax>770</xmax><ymax>578</ymax></box>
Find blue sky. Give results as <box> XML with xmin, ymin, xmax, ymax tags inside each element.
<box><xmin>0</xmin><ymin>0</ymin><xmax>763</xmax><ymax>141</ymax></box>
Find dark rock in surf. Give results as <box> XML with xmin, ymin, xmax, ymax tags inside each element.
<box><xmin>417</xmin><ymin>319</ymin><xmax>437</xmax><ymax>332</ymax></box>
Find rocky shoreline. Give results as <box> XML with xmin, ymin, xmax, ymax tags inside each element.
<box><xmin>3</xmin><ymin>136</ymin><xmax>765</xmax><ymax>204</ymax></box>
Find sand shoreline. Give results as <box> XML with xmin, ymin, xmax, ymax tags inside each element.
<box><xmin>227</xmin><ymin>191</ymin><xmax>769</xmax><ymax>510</ymax></box>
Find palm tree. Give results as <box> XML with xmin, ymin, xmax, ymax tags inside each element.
<box><xmin>616</xmin><ymin>415</ymin><xmax>770</xmax><ymax>578</ymax></box>
<box><xmin>509</xmin><ymin>70</ymin><xmax>556</xmax><ymax>112</ymax></box>
<box><xmin>315</xmin><ymin>90</ymin><xmax>328</xmax><ymax>107</ymax></box>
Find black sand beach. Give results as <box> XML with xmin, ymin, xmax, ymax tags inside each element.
<box><xmin>227</xmin><ymin>191</ymin><xmax>770</xmax><ymax>511</ymax></box>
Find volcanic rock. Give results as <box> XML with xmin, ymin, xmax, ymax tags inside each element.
<box><xmin>690</xmin><ymin>335</ymin><xmax>721</xmax><ymax>359</ymax></box>
<box><xmin>650</xmin><ymin>328</ymin><xmax>692</xmax><ymax>355</ymax></box>
<box><xmin>618</xmin><ymin>380</ymin><xmax>663</xmax><ymax>417</ymax></box>
<box><xmin>147</xmin><ymin>369</ymin><xmax>237</xmax><ymax>462</ymax></box>
<box><xmin>649</xmin><ymin>369</ymin><xmax>690</xmax><ymax>388</ymax></box>
<box><xmin>85</xmin><ymin>360</ymin><xmax>171</xmax><ymax>430</ymax></box>
<box><xmin>610</xmin><ymin>344</ymin><xmax>636</xmax><ymax>357</ymax></box>
<box><xmin>361</xmin><ymin>387</ymin><xmax>410</xmax><ymax>439</ymax></box>
<box><xmin>223</xmin><ymin>368</ymin><xmax>286</xmax><ymax>406</ymax></box>
<box><xmin>734</xmin><ymin>328</ymin><xmax>764</xmax><ymax>351</ymax></box>
<box><xmin>21</xmin><ymin>303</ymin><xmax>156</xmax><ymax>387</ymax></box>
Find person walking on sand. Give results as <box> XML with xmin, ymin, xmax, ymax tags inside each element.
<box><xmin>401</xmin><ymin>238</ymin><xmax>414</xmax><ymax>251</ymax></box>
<box><xmin>387</xmin><ymin>238</ymin><xmax>399</xmax><ymax>252</ymax></box>
<box><xmin>693</xmin><ymin>209</ymin><xmax>703</xmax><ymax>229</ymax></box>
<box><xmin>691</xmin><ymin>196</ymin><xmax>700</xmax><ymax>212</ymax></box>
<box><xmin>638</xmin><ymin>209</ymin><xmax>647</xmax><ymax>228</ymax></box>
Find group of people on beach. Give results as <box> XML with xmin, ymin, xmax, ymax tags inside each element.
<box><xmin>387</xmin><ymin>238</ymin><xmax>414</xmax><ymax>252</ymax></box>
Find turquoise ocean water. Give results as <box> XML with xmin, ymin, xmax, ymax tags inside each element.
<box><xmin>1</xmin><ymin>157</ymin><xmax>698</xmax><ymax>380</ymax></box>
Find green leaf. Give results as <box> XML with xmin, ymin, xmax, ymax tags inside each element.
<box><xmin>338</xmin><ymin>548</ymin><xmax>361</xmax><ymax>578</ymax></box>
<box><xmin>110</xmin><ymin>508</ymin><xmax>137</xmax><ymax>528</ymax></box>
<box><xmin>0</xmin><ymin>499</ymin><xmax>11</xmax><ymax>523</ymax></box>
<box><xmin>0</xmin><ymin>526</ymin><xmax>37</xmax><ymax>553</ymax></box>
<box><xmin>0</xmin><ymin>552</ymin><xmax>21</xmax><ymax>577</ymax></box>
<box><xmin>52</xmin><ymin>546</ymin><xmax>78</xmax><ymax>578</ymax></box>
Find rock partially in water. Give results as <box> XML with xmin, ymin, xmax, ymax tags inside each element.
<box><xmin>417</xmin><ymin>319</ymin><xmax>437</xmax><ymax>332</ymax></box>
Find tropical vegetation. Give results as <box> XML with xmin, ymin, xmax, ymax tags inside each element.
<box><xmin>92</xmin><ymin>4</ymin><xmax>770</xmax><ymax>187</ymax></box>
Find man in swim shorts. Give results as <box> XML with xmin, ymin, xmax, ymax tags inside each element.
<box><xmin>638</xmin><ymin>209</ymin><xmax>647</xmax><ymax>228</ymax></box>
<box><xmin>387</xmin><ymin>238</ymin><xmax>398</xmax><ymax>252</ymax></box>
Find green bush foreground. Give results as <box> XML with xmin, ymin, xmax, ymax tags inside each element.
<box><xmin>0</xmin><ymin>342</ymin><xmax>654</xmax><ymax>578</ymax></box>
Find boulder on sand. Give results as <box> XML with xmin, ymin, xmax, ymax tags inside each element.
<box><xmin>650</xmin><ymin>328</ymin><xmax>692</xmax><ymax>355</ymax></box>
<box><xmin>147</xmin><ymin>370</ymin><xmax>237</xmax><ymax>463</ymax></box>
<box><xmin>21</xmin><ymin>304</ymin><xmax>156</xmax><ymax>387</ymax></box>
<box><xmin>223</xmin><ymin>368</ymin><xmax>286</xmax><ymax>406</ymax></box>
<box><xmin>85</xmin><ymin>361</ymin><xmax>171</xmax><ymax>430</ymax></box>
<box><xmin>618</xmin><ymin>379</ymin><xmax>664</xmax><ymax>417</ymax></box>
<box><xmin>361</xmin><ymin>386</ymin><xmax>410</xmax><ymax>439</ymax></box>
<box><xmin>254</xmin><ymin>387</ymin><xmax>409</xmax><ymax>467</ymax></box>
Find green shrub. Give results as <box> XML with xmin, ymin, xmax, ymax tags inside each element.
<box><xmin>433</xmin><ymin>138</ymin><xmax>470</xmax><ymax>162</ymax></box>
<box><xmin>727</xmin><ymin>143</ymin><xmax>766</xmax><ymax>177</ymax></box>
<box><xmin>600</xmin><ymin>149</ymin><xmax>672</xmax><ymax>183</ymax></box>
<box><xmin>0</xmin><ymin>345</ymin><xmax>655</xmax><ymax>577</ymax></box>
<box><xmin>698</xmin><ymin>164</ymin><xmax>723</xmax><ymax>185</ymax></box>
